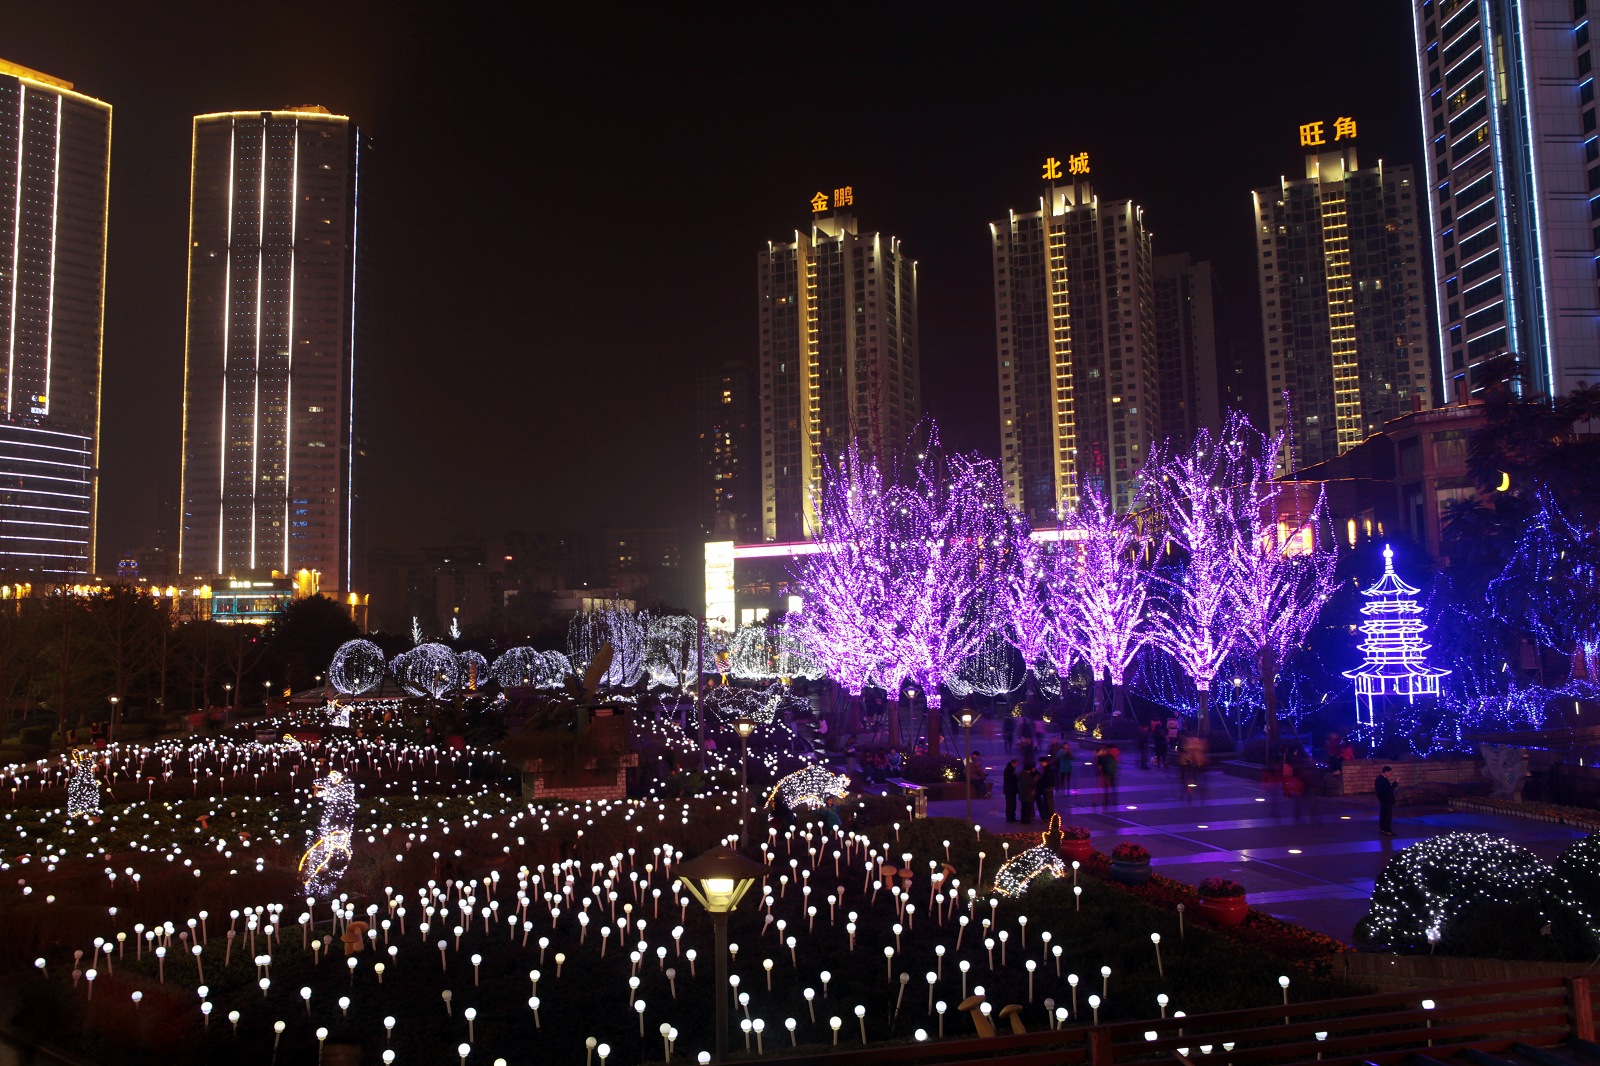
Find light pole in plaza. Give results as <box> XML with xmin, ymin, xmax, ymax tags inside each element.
<box><xmin>678</xmin><ymin>846</ymin><xmax>763</xmax><ymax>1063</ymax></box>
<box><xmin>959</xmin><ymin>711</ymin><xmax>976</xmax><ymax>825</ymax></box>
<box><xmin>734</xmin><ymin>716</ymin><xmax>756</xmax><ymax>847</ymax></box>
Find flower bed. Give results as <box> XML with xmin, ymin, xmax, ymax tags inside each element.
<box><xmin>1450</xmin><ymin>796</ymin><xmax>1600</xmax><ymax>831</ymax></box>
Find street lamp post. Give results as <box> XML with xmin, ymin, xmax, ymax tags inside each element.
<box><xmin>223</xmin><ymin>683</ymin><xmax>232</xmax><ymax>709</ymax></box>
<box><xmin>108</xmin><ymin>696</ymin><xmax>120</xmax><ymax>744</ymax></box>
<box><xmin>677</xmin><ymin>846</ymin><xmax>763</xmax><ymax>1063</ymax></box>
<box><xmin>959</xmin><ymin>711</ymin><xmax>975</xmax><ymax>825</ymax></box>
<box><xmin>734</xmin><ymin>717</ymin><xmax>756</xmax><ymax>848</ymax></box>
<box><xmin>263</xmin><ymin>680</ymin><xmax>272</xmax><ymax>709</ymax></box>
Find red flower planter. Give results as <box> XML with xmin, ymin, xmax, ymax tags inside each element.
<box><xmin>1059</xmin><ymin>838</ymin><xmax>1093</xmax><ymax>864</ymax></box>
<box><xmin>1195</xmin><ymin>894</ymin><xmax>1249</xmax><ymax>926</ymax></box>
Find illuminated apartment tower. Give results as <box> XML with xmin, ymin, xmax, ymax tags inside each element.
<box><xmin>990</xmin><ymin>174</ymin><xmax>1157</xmax><ymax>522</ymax></box>
<box><xmin>0</xmin><ymin>60</ymin><xmax>111</xmax><ymax>578</ymax></box>
<box><xmin>758</xmin><ymin>202</ymin><xmax>918</xmax><ymax>541</ymax></box>
<box><xmin>695</xmin><ymin>360</ymin><xmax>757</xmax><ymax>541</ymax></box>
<box><xmin>1252</xmin><ymin>144</ymin><xmax>1430</xmax><ymax>471</ymax></box>
<box><xmin>1411</xmin><ymin>0</ymin><xmax>1600</xmax><ymax>402</ymax></box>
<box><xmin>1153</xmin><ymin>253</ymin><xmax>1221</xmax><ymax>446</ymax></box>
<box><xmin>179</xmin><ymin>107</ymin><xmax>368</xmax><ymax>596</ymax></box>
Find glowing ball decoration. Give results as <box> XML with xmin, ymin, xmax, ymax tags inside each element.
<box><xmin>1355</xmin><ymin>832</ymin><xmax>1553</xmax><ymax>952</ymax></box>
<box><xmin>457</xmin><ymin>650</ymin><xmax>490</xmax><ymax>692</ymax></box>
<box><xmin>391</xmin><ymin>643</ymin><xmax>460</xmax><ymax>699</ymax></box>
<box><xmin>329</xmin><ymin>639</ymin><xmax>387</xmax><ymax>696</ymax></box>
<box><xmin>492</xmin><ymin>647</ymin><xmax>547</xmax><ymax>688</ymax></box>
<box><xmin>730</xmin><ymin>625</ymin><xmax>776</xmax><ymax>680</ymax></box>
<box><xmin>541</xmin><ymin>650</ymin><xmax>573</xmax><ymax>687</ymax></box>
<box><xmin>767</xmin><ymin>766</ymin><xmax>851</xmax><ymax>811</ymax></box>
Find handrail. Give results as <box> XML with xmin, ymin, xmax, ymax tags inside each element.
<box><xmin>755</xmin><ymin>975</ymin><xmax>1596</xmax><ymax>1066</ymax></box>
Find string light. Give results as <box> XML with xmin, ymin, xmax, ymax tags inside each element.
<box><xmin>391</xmin><ymin>644</ymin><xmax>460</xmax><ymax>700</ymax></box>
<box><xmin>66</xmin><ymin>749</ymin><xmax>101</xmax><ymax>819</ymax></box>
<box><xmin>1343</xmin><ymin>545</ymin><xmax>1450</xmax><ymax>727</ymax></box>
<box><xmin>298</xmin><ymin>769</ymin><xmax>355</xmax><ymax>899</ymax></box>
<box><xmin>329</xmin><ymin>639</ymin><xmax>386</xmax><ymax>696</ymax></box>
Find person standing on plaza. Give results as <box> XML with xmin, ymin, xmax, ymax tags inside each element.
<box><xmin>1001</xmin><ymin>711</ymin><xmax>1015</xmax><ymax>755</ymax></box>
<box><xmin>1037</xmin><ymin>758</ymin><xmax>1056</xmax><ymax>820</ymax></box>
<box><xmin>1018</xmin><ymin>763</ymin><xmax>1038</xmax><ymax>825</ymax></box>
<box><xmin>1055</xmin><ymin>743</ymin><xmax>1073</xmax><ymax>799</ymax></box>
<box><xmin>1096</xmin><ymin>746</ymin><xmax>1119</xmax><ymax>809</ymax></box>
<box><xmin>1153</xmin><ymin>723</ymin><xmax>1169</xmax><ymax>770</ymax></box>
<box><xmin>1136</xmin><ymin>722</ymin><xmax>1150</xmax><ymax>769</ymax></box>
<box><xmin>1003</xmin><ymin>759</ymin><xmax>1020</xmax><ymax>823</ymax></box>
<box><xmin>1375</xmin><ymin>765</ymin><xmax>1397</xmax><ymax>836</ymax></box>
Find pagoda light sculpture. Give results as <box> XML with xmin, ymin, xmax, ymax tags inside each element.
<box><xmin>1343</xmin><ymin>545</ymin><xmax>1450</xmax><ymax>726</ymax></box>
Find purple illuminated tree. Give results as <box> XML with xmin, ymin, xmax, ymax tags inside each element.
<box><xmin>875</xmin><ymin>439</ymin><xmax>1019</xmax><ymax>721</ymax></box>
<box><xmin>1225</xmin><ymin>423</ymin><xmax>1339</xmax><ymax>752</ymax></box>
<box><xmin>1143</xmin><ymin>417</ymin><xmax>1252</xmax><ymax>736</ymax></box>
<box><xmin>797</xmin><ymin>433</ymin><xmax>1022</xmax><ymax>747</ymax></box>
<box><xmin>1002</xmin><ymin>534</ymin><xmax>1062</xmax><ymax>687</ymax></box>
<box><xmin>791</xmin><ymin>443</ymin><xmax>891</xmax><ymax>734</ymax></box>
<box><xmin>1488</xmin><ymin>493</ymin><xmax>1600</xmax><ymax>684</ymax></box>
<box><xmin>1045</xmin><ymin>483</ymin><xmax>1161</xmax><ymax>719</ymax></box>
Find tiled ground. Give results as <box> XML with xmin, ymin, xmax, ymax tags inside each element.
<box><xmin>923</xmin><ymin>738</ymin><xmax>1587</xmax><ymax>942</ymax></box>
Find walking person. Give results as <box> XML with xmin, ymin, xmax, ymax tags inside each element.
<box><xmin>1017</xmin><ymin>763</ymin><xmax>1038</xmax><ymax>825</ymax></box>
<box><xmin>1153</xmin><ymin>724</ymin><xmax>1169</xmax><ymax>771</ymax></box>
<box><xmin>1096</xmin><ymin>746</ymin><xmax>1119</xmax><ymax>809</ymax></box>
<box><xmin>1001</xmin><ymin>712</ymin><xmax>1015</xmax><ymax>755</ymax></box>
<box><xmin>1036</xmin><ymin>759</ymin><xmax>1056</xmax><ymax>821</ymax></box>
<box><xmin>1375</xmin><ymin>765</ymin><xmax>1397</xmax><ymax>836</ymax></box>
<box><xmin>1003</xmin><ymin>759</ymin><xmax>1020</xmax><ymax>823</ymax></box>
<box><xmin>1056</xmin><ymin>743</ymin><xmax>1073</xmax><ymax>800</ymax></box>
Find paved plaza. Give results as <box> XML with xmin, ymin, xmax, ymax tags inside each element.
<box><xmin>924</xmin><ymin>737</ymin><xmax>1588</xmax><ymax>941</ymax></box>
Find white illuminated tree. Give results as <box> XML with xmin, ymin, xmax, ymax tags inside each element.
<box><xmin>646</xmin><ymin>614</ymin><xmax>700</xmax><ymax>693</ymax></box>
<box><xmin>568</xmin><ymin>603</ymin><xmax>648</xmax><ymax>689</ymax></box>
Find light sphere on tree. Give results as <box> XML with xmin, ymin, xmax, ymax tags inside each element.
<box><xmin>391</xmin><ymin>643</ymin><xmax>460</xmax><ymax>700</ymax></box>
<box><xmin>328</xmin><ymin>639</ymin><xmax>386</xmax><ymax>696</ymax></box>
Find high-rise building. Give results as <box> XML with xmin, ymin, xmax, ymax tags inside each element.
<box><xmin>694</xmin><ymin>360</ymin><xmax>757</xmax><ymax>541</ymax></box>
<box><xmin>990</xmin><ymin>174</ymin><xmax>1158</xmax><ymax>522</ymax></box>
<box><xmin>0</xmin><ymin>60</ymin><xmax>111</xmax><ymax>578</ymax></box>
<box><xmin>1153</xmin><ymin>253</ymin><xmax>1221</xmax><ymax>447</ymax></box>
<box><xmin>758</xmin><ymin>201</ymin><xmax>918</xmax><ymax>542</ymax></box>
<box><xmin>179</xmin><ymin>106</ymin><xmax>369</xmax><ymax>598</ymax></box>
<box><xmin>1411</xmin><ymin>0</ymin><xmax>1600</xmax><ymax>402</ymax></box>
<box><xmin>1252</xmin><ymin>143</ymin><xmax>1431</xmax><ymax>471</ymax></box>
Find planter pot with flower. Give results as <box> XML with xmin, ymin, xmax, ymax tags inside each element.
<box><xmin>1195</xmin><ymin>877</ymin><xmax>1248</xmax><ymax>926</ymax></box>
<box><xmin>1110</xmin><ymin>841</ymin><xmax>1151</xmax><ymax>884</ymax></box>
<box><xmin>1044</xmin><ymin>816</ymin><xmax>1094</xmax><ymax>864</ymax></box>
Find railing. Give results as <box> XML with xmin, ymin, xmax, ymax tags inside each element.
<box><xmin>761</xmin><ymin>976</ymin><xmax>1596</xmax><ymax>1066</ymax></box>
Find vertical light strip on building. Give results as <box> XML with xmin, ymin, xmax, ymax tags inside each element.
<box><xmin>801</xmin><ymin>239</ymin><xmax>820</xmax><ymax>538</ymax></box>
<box><xmin>1511</xmin><ymin>0</ymin><xmax>1557</xmax><ymax>394</ymax></box>
<box><xmin>1321</xmin><ymin>181</ymin><xmax>1361</xmax><ymax>451</ymax></box>
<box><xmin>41</xmin><ymin>94</ymin><xmax>61</xmax><ymax>416</ymax></box>
<box><xmin>249</xmin><ymin>118</ymin><xmax>266</xmax><ymax>567</ymax></box>
<box><xmin>1047</xmin><ymin>201</ymin><xmax>1076</xmax><ymax>515</ymax></box>
<box><xmin>1480</xmin><ymin>0</ymin><xmax>1523</xmax><ymax>373</ymax></box>
<box><xmin>1411</xmin><ymin>2</ymin><xmax>1452</xmax><ymax>393</ymax></box>
<box><xmin>6</xmin><ymin>85</ymin><xmax>24</xmax><ymax>415</ymax></box>
<box><xmin>283</xmin><ymin>121</ymin><xmax>299</xmax><ymax>574</ymax></box>
<box><xmin>345</xmin><ymin>133</ymin><xmax>360</xmax><ymax>593</ymax></box>
<box><xmin>218</xmin><ymin>122</ymin><xmax>235</xmax><ymax>573</ymax></box>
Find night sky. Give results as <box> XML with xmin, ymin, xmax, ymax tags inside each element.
<box><xmin>9</xmin><ymin>2</ymin><xmax>1422</xmax><ymax>567</ymax></box>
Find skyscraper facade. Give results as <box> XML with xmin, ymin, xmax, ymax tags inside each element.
<box><xmin>694</xmin><ymin>359</ymin><xmax>757</xmax><ymax>541</ymax></box>
<box><xmin>179</xmin><ymin>106</ymin><xmax>368</xmax><ymax>597</ymax></box>
<box><xmin>1252</xmin><ymin>144</ymin><xmax>1431</xmax><ymax>471</ymax></box>
<box><xmin>1411</xmin><ymin>0</ymin><xmax>1600</xmax><ymax>402</ymax></box>
<box><xmin>1153</xmin><ymin>253</ymin><xmax>1221</xmax><ymax>447</ymax></box>
<box><xmin>758</xmin><ymin>203</ymin><xmax>918</xmax><ymax>542</ymax></box>
<box><xmin>991</xmin><ymin>176</ymin><xmax>1158</xmax><ymax>522</ymax></box>
<box><xmin>0</xmin><ymin>60</ymin><xmax>111</xmax><ymax>578</ymax></box>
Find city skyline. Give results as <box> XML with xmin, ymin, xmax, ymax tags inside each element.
<box><xmin>5</xmin><ymin>3</ymin><xmax>1425</xmax><ymax>572</ymax></box>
